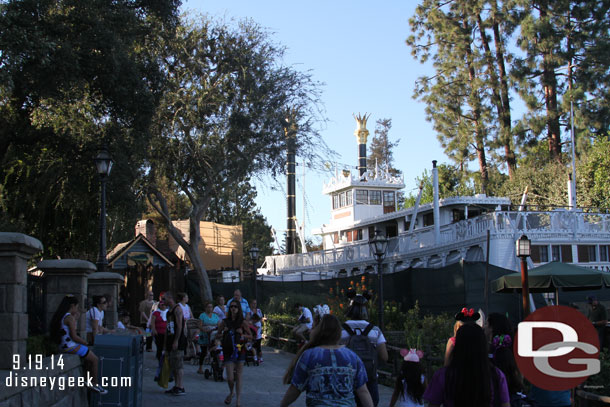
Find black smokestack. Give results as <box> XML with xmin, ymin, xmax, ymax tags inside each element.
<box><xmin>354</xmin><ymin>113</ymin><xmax>370</xmax><ymax>177</ymax></box>
<box><xmin>285</xmin><ymin>117</ymin><xmax>297</xmax><ymax>255</ymax></box>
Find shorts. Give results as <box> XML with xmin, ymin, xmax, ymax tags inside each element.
<box><xmin>293</xmin><ymin>323</ymin><xmax>309</xmax><ymax>336</ymax></box>
<box><xmin>169</xmin><ymin>349</ymin><xmax>184</xmax><ymax>370</ymax></box>
<box><xmin>63</xmin><ymin>344</ymin><xmax>90</xmax><ymax>358</ymax></box>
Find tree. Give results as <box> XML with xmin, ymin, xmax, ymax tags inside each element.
<box><xmin>403</xmin><ymin>164</ymin><xmax>475</xmax><ymax>208</ymax></box>
<box><xmin>146</xmin><ymin>17</ymin><xmax>327</xmax><ymax>303</ymax></box>
<box><xmin>408</xmin><ymin>0</ymin><xmax>494</xmax><ymax>193</ymax></box>
<box><xmin>578</xmin><ymin>137</ymin><xmax>610</xmax><ymax>210</ymax></box>
<box><xmin>368</xmin><ymin>118</ymin><xmax>401</xmax><ymax>177</ymax></box>
<box><xmin>0</xmin><ymin>0</ymin><xmax>180</xmax><ymax>258</ymax></box>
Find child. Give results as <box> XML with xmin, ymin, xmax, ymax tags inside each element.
<box><xmin>444</xmin><ymin>307</ymin><xmax>480</xmax><ymax>366</ymax></box>
<box><xmin>117</xmin><ymin>312</ymin><xmax>144</xmax><ymax>335</ymax></box>
<box><xmin>251</xmin><ymin>313</ymin><xmax>263</xmax><ymax>363</ymax></box>
<box><xmin>390</xmin><ymin>349</ymin><xmax>426</xmax><ymax>407</ymax></box>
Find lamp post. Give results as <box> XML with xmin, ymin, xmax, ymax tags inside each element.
<box><xmin>516</xmin><ymin>235</ymin><xmax>531</xmax><ymax>318</ymax></box>
<box><xmin>369</xmin><ymin>230</ymin><xmax>388</xmax><ymax>331</ymax></box>
<box><xmin>249</xmin><ymin>244</ymin><xmax>260</xmax><ymax>303</ymax></box>
<box><xmin>94</xmin><ymin>148</ymin><xmax>113</xmax><ymax>273</ymax></box>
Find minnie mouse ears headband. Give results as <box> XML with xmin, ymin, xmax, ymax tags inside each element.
<box><xmin>400</xmin><ymin>348</ymin><xmax>424</xmax><ymax>363</ymax></box>
<box><xmin>455</xmin><ymin>307</ymin><xmax>481</xmax><ymax>322</ymax></box>
<box><xmin>346</xmin><ymin>288</ymin><xmax>372</xmax><ymax>304</ymax></box>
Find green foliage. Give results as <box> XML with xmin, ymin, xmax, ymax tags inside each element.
<box><xmin>582</xmin><ymin>350</ymin><xmax>610</xmax><ymax>396</ymax></box>
<box><xmin>368</xmin><ymin>118</ymin><xmax>402</xmax><ymax>177</ymax></box>
<box><xmin>0</xmin><ymin>0</ymin><xmax>180</xmax><ymax>258</ymax></box>
<box><xmin>262</xmin><ymin>313</ymin><xmax>299</xmax><ymax>353</ymax></box>
<box><xmin>263</xmin><ymin>293</ymin><xmax>327</xmax><ymax>316</ymax></box>
<box><xmin>403</xmin><ymin>164</ymin><xmax>475</xmax><ymax>208</ymax></box>
<box><xmin>578</xmin><ymin>138</ymin><xmax>610</xmax><ymax>210</ymax></box>
<box><xmin>26</xmin><ymin>335</ymin><xmax>58</xmax><ymax>357</ymax></box>
<box><xmin>146</xmin><ymin>16</ymin><xmax>328</xmax><ymax>302</ymax></box>
<box><xmin>498</xmin><ymin>142</ymin><xmax>569</xmax><ymax>207</ymax></box>
<box><xmin>403</xmin><ymin>302</ymin><xmax>454</xmax><ymax>373</ymax></box>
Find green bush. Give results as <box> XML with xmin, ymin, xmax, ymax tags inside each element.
<box><xmin>262</xmin><ymin>313</ymin><xmax>299</xmax><ymax>353</ymax></box>
<box><xmin>402</xmin><ymin>302</ymin><xmax>454</xmax><ymax>374</ymax></box>
<box><xmin>263</xmin><ymin>293</ymin><xmax>327</xmax><ymax>315</ymax></box>
<box><xmin>26</xmin><ymin>335</ymin><xmax>58</xmax><ymax>357</ymax></box>
<box><xmin>581</xmin><ymin>350</ymin><xmax>610</xmax><ymax>396</ymax></box>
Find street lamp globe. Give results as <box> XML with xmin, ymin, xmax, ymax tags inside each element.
<box><xmin>249</xmin><ymin>244</ymin><xmax>260</xmax><ymax>261</ymax></box>
<box><xmin>94</xmin><ymin>148</ymin><xmax>114</xmax><ymax>177</ymax></box>
<box><xmin>369</xmin><ymin>230</ymin><xmax>388</xmax><ymax>261</ymax></box>
<box><xmin>516</xmin><ymin>235</ymin><xmax>531</xmax><ymax>257</ymax></box>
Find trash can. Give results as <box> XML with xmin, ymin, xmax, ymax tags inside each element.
<box><xmin>90</xmin><ymin>333</ymin><xmax>143</xmax><ymax>407</ymax></box>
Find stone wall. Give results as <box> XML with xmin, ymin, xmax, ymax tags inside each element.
<box><xmin>0</xmin><ymin>354</ymin><xmax>87</xmax><ymax>407</ymax></box>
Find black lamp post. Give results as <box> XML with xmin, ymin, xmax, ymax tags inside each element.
<box><xmin>249</xmin><ymin>244</ymin><xmax>260</xmax><ymax>302</ymax></box>
<box><xmin>516</xmin><ymin>235</ymin><xmax>531</xmax><ymax>318</ymax></box>
<box><xmin>369</xmin><ymin>230</ymin><xmax>388</xmax><ymax>331</ymax></box>
<box><xmin>94</xmin><ymin>148</ymin><xmax>113</xmax><ymax>273</ymax></box>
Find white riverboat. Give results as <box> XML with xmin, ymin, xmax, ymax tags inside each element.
<box><xmin>259</xmin><ymin>117</ymin><xmax>610</xmax><ymax>281</ymax></box>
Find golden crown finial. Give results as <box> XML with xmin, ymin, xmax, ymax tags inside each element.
<box><xmin>353</xmin><ymin>113</ymin><xmax>370</xmax><ymax>144</ymax></box>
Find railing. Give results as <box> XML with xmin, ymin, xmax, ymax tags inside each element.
<box><xmin>262</xmin><ymin>210</ymin><xmax>610</xmax><ymax>273</ymax></box>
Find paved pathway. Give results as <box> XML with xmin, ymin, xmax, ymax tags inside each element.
<box><xmin>143</xmin><ymin>346</ymin><xmax>394</xmax><ymax>406</ymax></box>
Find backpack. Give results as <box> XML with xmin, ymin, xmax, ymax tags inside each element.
<box><xmin>342</xmin><ymin>322</ymin><xmax>378</xmax><ymax>380</ymax></box>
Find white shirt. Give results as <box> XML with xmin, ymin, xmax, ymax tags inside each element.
<box><xmin>86</xmin><ymin>307</ymin><xmax>104</xmax><ymax>333</ymax></box>
<box><xmin>213</xmin><ymin>305</ymin><xmax>226</xmax><ymax>320</ymax></box>
<box><xmin>299</xmin><ymin>307</ymin><xmax>313</xmax><ymax>330</ymax></box>
<box><xmin>178</xmin><ymin>303</ymin><xmax>192</xmax><ymax>319</ymax></box>
<box><xmin>340</xmin><ymin>320</ymin><xmax>386</xmax><ymax>345</ymax></box>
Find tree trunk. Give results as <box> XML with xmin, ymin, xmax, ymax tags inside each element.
<box><xmin>148</xmin><ymin>189</ymin><xmax>213</xmax><ymax>304</ymax></box>
<box><xmin>464</xmin><ymin>18</ymin><xmax>489</xmax><ymax>193</ymax></box>
<box><xmin>491</xmin><ymin>2</ymin><xmax>516</xmax><ymax>178</ymax></box>
<box><xmin>539</xmin><ymin>1</ymin><xmax>562</xmax><ymax>162</ymax></box>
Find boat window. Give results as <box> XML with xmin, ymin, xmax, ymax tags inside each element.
<box><xmin>356</xmin><ymin>229</ymin><xmax>363</xmax><ymax>240</ymax></box>
<box><xmin>340</xmin><ymin>192</ymin><xmax>347</xmax><ymax>207</ymax></box>
<box><xmin>550</xmin><ymin>245</ymin><xmax>573</xmax><ymax>262</ymax></box>
<box><xmin>423</xmin><ymin>213</ymin><xmax>434</xmax><ymax>227</ymax></box>
<box><xmin>531</xmin><ymin>245</ymin><xmax>548</xmax><ymax>263</ymax></box>
<box><xmin>370</xmin><ymin>190</ymin><xmax>381</xmax><ymax>205</ymax></box>
<box><xmin>356</xmin><ymin>190</ymin><xmax>368</xmax><ymax>205</ymax></box>
<box><xmin>577</xmin><ymin>245</ymin><xmax>596</xmax><ymax>263</ymax></box>
<box><xmin>346</xmin><ymin>190</ymin><xmax>353</xmax><ymax>206</ymax></box>
<box><xmin>452</xmin><ymin>209</ymin><xmax>465</xmax><ymax>223</ymax></box>
<box><xmin>332</xmin><ymin>194</ymin><xmax>339</xmax><ymax>210</ymax></box>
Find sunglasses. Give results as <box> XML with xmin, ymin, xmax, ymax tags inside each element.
<box><xmin>230</xmin><ymin>305</ymin><xmax>239</xmax><ymax>309</ymax></box>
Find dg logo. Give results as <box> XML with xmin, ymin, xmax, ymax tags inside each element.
<box><xmin>515</xmin><ymin>305</ymin><xmax>601</xmax><ymax>391</ymax></box>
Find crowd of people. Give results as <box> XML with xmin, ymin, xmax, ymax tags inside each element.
<box><xmin>48</xmin><ymin>287</ymin><xmax>607</xmax><ymax>406</ymax></box>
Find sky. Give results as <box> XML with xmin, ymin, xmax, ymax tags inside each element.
<box><xmin>181</xmin><ymin>0</ymin><xmax>445</xmax><ymax>248</ymax></box>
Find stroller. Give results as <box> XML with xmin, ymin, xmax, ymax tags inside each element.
<box><xmin>203</xmin><ymin>329</ymin><xmax>224</xmax><ymax>381</ymax></box>
<box><xmin>244</xmin><ymin>341</ymin><xmax>259</xmax><ymax>367</ymax></box>
<box><xmin>244</xmin><ymin>324</ymin><xmax>259</xmax><ymax>367</ymax></box>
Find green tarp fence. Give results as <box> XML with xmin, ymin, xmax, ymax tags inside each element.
<box><xmin>184</xmin><ymin>261</ymin><xmax>610</xmax><ymax>320</ymax></box>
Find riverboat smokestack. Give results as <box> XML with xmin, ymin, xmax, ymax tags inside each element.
<box><xmin>432</xmin><ymin>160</ymin><xmax>440</xmax><ymax>244</ymax></box>
<box><xmin>354</xmin><ymin>113</ymin><xmax>370</xmax><ymax>177</ymax></box>
<box><xmin>285</xmin><ymin>115</ymin><xmax>297</xmax><ymax>255</ymax></box>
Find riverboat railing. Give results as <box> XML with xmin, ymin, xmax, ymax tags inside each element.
<box><xmin>261</xmin><ymin>210</ymin><xmax>610</xmax><ymax>274</ymax></box>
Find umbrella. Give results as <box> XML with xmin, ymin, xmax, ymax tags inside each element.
<box><xmin>491</xmin><ymin>261</ymin><xmax>610</xmax><ymax>302</ymax></box>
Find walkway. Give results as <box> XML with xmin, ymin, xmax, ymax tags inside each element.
<box><xmin>143</xmin><ymin>346</ymin><xmax>394</xmax><ymax>406</ymax></box>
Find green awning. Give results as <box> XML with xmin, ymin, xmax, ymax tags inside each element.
<box><xmin>491</xmin><ymin>261</ymin><xmax>610</xmax><ymax>293</ymax></box>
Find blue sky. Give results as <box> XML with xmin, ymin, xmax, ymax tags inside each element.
<box><xmin>182</xmin><ymin>1</ymin><xmax>446</xmax><ymax>248</ymax></box>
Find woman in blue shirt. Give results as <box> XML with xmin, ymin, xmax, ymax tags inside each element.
<box><xmin>281</xmin><ymin>314</ymin><xmax>373</xmax><ymax>407</ymax></box>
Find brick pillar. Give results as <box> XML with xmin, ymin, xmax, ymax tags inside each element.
<box><xmin>0</xmin><ymin>233</ymin><xmax>43</xmax><ymax>370</ymax></box>
<box><xmin>87</xmin><ymin>272</ymin><xmax>124</xmax><ymax>330</ymax></box>
<box><xmin>38</xmin><ymin>259</ymin><xmax>96</xmax><ymax>341</ymax></box>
